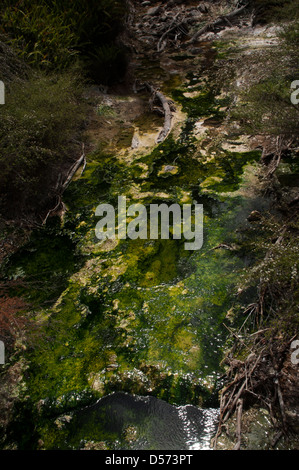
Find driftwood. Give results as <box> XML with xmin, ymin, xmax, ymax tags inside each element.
<box><xmin>210</xmin><ymin>243</ymin><xmax>238</xmax><ymax>252</ymax></box>
<box><xmin>157</xmin><ymin>12</ymin><xmax>211</xmax><ymax>52</ymax></box>
<box><xmin>41</xmin><ymin>196</ymin><xmax>63</xmax><ymax>226</ymax></box>
<box><xmin>159</xmin><ymin>17</ymin><xmax>205</xmax><ymax>52</ymax></box>
<box><xmin>212</xmin><ymin>325</ymin><xmax>297</xmax><ymax>450</ymax></box>
<box><xmin>188</xmin><ymin>3</ymin><xmax>249</xmax><ymax>44</ymax></box>
<box><xmin>212</xmin><ymin>349</ymin><xmax>264</xmax><ymax>449</ymax></box>
<box><xmin>233</xmin><ymin>398</ymin><xmax>243</xmax><ymax>450</ymax></box>
<box><xmin>61</xmin><ymin>143</ymin><xmax>86</xmax><ymax>192</ymax></box>
<box><xmin>143</xmin><ymin>82</ymin><xmax>174</xmax><ymax>143</ymax></box>
<box><xmin>126</xmin><ymin>1</ymin><xmax>249</xmax><ymax>56</ymax></box>
<box><xmin>41</xmin><ymin>144</ymin><xmax>85</xmax><ymax>225</ymax></box>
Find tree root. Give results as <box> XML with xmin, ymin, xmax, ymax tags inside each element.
<box><xmin>213</xmin><ymin>329</ymin><xmax>298</xmax><ymax>449</ymax></box>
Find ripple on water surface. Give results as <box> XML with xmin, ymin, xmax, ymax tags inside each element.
<box><xmin>50</xmin><ymin>392</ymin><xmax>219</xmax><ymax>450</ymax></box>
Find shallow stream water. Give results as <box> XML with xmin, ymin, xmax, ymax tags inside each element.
<box><xmin>3</xmin><ymin>49</ymin><xmax>267</xmax><ymax>450</ymax></box>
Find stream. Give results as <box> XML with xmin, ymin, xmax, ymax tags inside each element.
<box><xmin>3</xmin><ymin>40</ymin><xmax>268</xmax><ymax>450</ymax></box>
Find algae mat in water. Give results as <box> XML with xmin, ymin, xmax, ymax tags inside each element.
<box><xmin>3</xmin><ymin>84</ymin><xmax>262</xmax><ymax>449</ymax></box>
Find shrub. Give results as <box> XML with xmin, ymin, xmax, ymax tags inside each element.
<box><xmin>0</xmin><ymin>70</ymin><xmax>86</xmax><ymax>218</ymax></box>
<box><xmin>230</xmin><ymin>17</ymin><xmax>299</xmax><ymax>141</ymax></box>
<box><xmin>251</xmin><ymin>0</ymin><xmax>299</xmax><ymax>24</ymax></box>
<box><xmin>0</xmin><ymin>0</ymin><xmax>127</xmax><ymax>80</ymax></box>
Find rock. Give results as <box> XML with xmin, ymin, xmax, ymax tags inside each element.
<box><xmin>146</xmin><ymin>5</ymin><xmax>162</xmax><ymax>16</ymax></box>
<box><xmin>247</xmin><ymin>210</ymin><xmax>262</xmax><ymax>222</ymax></box>
<box><xmin>188</xmin><ymin>10</ymin><xmax>201</xmax><ymax>18</ymax></box>
<box><xmin>83</xmin><ymin>441</ymin><xmax>108</xmax><ymax>450</ymax></box>
<box><xmin>158</xmin><ymin>165</ymin><xmax>179</xmax><ymax>176</ymax></box>
<box><xmin>190</xmin><ymin>48</ymin><xmax>203</xmax><ymax>55</ymax></box>
<box><xmin>197</xmin><ymin>3</ymin><xmax>209</xmax><ymax>14</ymax></box>
<box><xmin>131</xmin><ymin>134</ymin><xmax>139</xmax><ymax>149</ymax></box>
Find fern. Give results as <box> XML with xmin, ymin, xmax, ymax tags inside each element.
<box><xmin>0</xmin><ymin>0</ymin><xmax>127</xmax><ymax>74</ymax></box>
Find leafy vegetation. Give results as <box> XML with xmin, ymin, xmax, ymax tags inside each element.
<box><xmin>0</xmin><ymin>0</ymin><xmax>298</xmax><ymax>450</ymax></box>
<box><xmin>211</xmin><ymin>1</ymin><xmax>299</xmax><ymax>445</ymax></box>
<box><xmin>0</xmin><ymin>70</ymin><xmax>85</xmax><ymax>218</ymax></box>
<box><xmin>0</xmin><ymin>0</ymin><xmax>127</xmax><ymax>78</ymax></box>
<box><xmin>0</xmin><ymin>1</ymin><xmax>128</xmax><ymax>221</ymax></box>
<box><xmin>231</xmin><ymin>19</ymin><xmax>299</xmax><ymax>139</ymax></box>
<box><xmin>251</xmin><ymin>0</ymin><xmax>299</xmax><ymax>24</ymax></box>
<box><xmin>237</xmin><ymin>213</ymin><xmax>299</xmax><ymax>334</ymax></box>
<box><xmin>227</xmin><ymin>4</ymin><xmax>299</xmax><ymax>323</ymax></box>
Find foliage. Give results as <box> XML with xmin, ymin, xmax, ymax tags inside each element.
<box><xmin>0</xmin><ymin>1</ymin><xmax>128</xmax><ymax>221</ymax></box>
<box><xmin>0</xmin><ymin>0</ymin><xmax>127</xmax><ymax>79</ymax></box>
<box><xmin>213</xmin><ymin>4</ymin><xmax>299</xmax><ymax>433</ymax></box>
<box><xmin>230</xmin><ymin>17</ymin><xmax>299</xmax><ymax>141</ymax></box>
<box><xmin>0</xmin><ymin>36</ymin><xmax>29</xmax><ymax>84</ymax></box>
<box><xmin>0</xmin><ymin>70</ymin><xmax>86</xmax><ymax>217</ymax></box>
<box><xmin>251</xmin><ymin>0</ymin><xmax>299</xmax><ymax>24</ymax></box>
<box><xmin>0</xmin><ymin>2</ymin><xmax>77</xmax><ymax>69</ymax></box>
<box><xmin>240</xmin><ymin>214</ymin><xmax>299</xmax><ymax>303</ymax></box>
<box><xmin>232</xmin><ymin>75</ymin><xmax>299</xmax><ymax>137</ymax></box>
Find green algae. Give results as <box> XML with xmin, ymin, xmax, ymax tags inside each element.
<box><xmin>197</xmin><ymin>149</ymin><xmax>261</xmax><ymax>195</ymax></box>
<box><xmin>3</xmin><ymin>228</ymin><xmax>83</xmax><ymax>305</ymax></box>
<box><xmin>20</xmin><ymin>157</ymin><xmax>256</xmax><ymax>409</ymax></box>
<box><xmin>171</xmin><ymin>88</ymin><xmax>225</xmax><ymax>121</ymax></box>
<box><xmin>2</xmin><ymin>63</ymin><xmax>263</xmax><ymax>449</ymax></box>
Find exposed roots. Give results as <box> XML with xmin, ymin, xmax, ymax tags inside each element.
<box><xmin>213</xmin><ymin>328</ymin><xmax>299</xmax><ymax>449</ymax></box>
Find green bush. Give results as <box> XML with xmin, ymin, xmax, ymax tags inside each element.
<box><xmin>0</xmin><ymin>0</ymin><xmax>127</xmax><ymax>79</ymax></box>
<box><xmin>0</xmin><ymin>2</ymin><xmax>78</xmax><ymax>69</ymax></box>
<box><xmin>230</xmin><ymin>18</ymin><xmax>299</xmax><ymax>140</ymax></box>
<box><xmin>251</xmin><ymin>0</ymin><xmax>299</xmax><ymax>24</ymax></box>
<box><xmin>0</xmin><ymin>70</ymin><xmax>86</xmax><ymax>217</ymax></box>
<box><xmin>232</xmin><ymin>75</ymin><xmax>299</xmax><ymax>137</ymax></box>
<box><xmin>237</xmin><ymin>213</ymin><xmax>299</xmax><ymax>337</ymax></box>
<box><xmin>0</xmin><ymin>1</ymin><xmax>128</xmax><ymax>221</ymax></box>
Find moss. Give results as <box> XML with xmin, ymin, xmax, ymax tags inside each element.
<box><xmin>171</xmin><ymin>87</ymin><xmax>227</xmax><ymax>120</ymax></box>
<box><xmin>212</xmin><ymin>40</ymin><xmax>240</xmax><ymax>60</ymax></box>
<box><xmin>2</xmin><ymin>54</ymin><xmax>268</xmax><ymax>449</ymax></box>
<box><xmin>21</xmin><ymin>142</ymin><xmax>257</xmax><ymax>408</ymax></box>
<box><xmin>3</xmin><ymin>230</ymin><xmax>83</xmax><ymax>305</ymax></box>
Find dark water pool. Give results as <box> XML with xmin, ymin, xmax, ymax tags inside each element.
<box><xmin>48</xmin><ymin>392</ymin><xmax>219</xmax><ymax>450</ymax></box>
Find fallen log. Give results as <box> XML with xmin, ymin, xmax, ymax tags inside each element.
<box><xmin>144</xmin><ymin>82</ymin><xmax>174</xmax><ymax>143</ymax></box>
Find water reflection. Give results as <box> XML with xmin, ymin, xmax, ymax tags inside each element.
<box><xmin>62</xmin><ymin>392</ymin><xmax>219</xmax><ymax>450</ymax></box>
